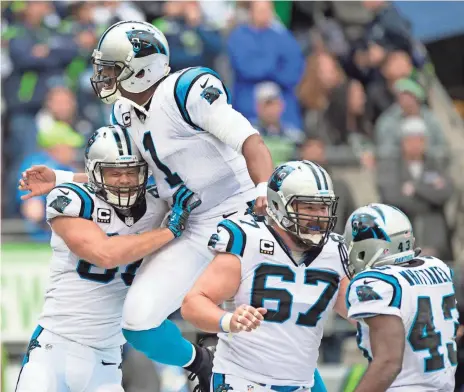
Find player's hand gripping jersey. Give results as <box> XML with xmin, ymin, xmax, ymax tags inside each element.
<box><xmin>110</xmin><ymin>66</ymin><xmax>257</xmax><ymax>216</ymax></box>
<box><xmin>347</xmin><ymin>256</ymin><xmax>458</xmax><ymax>391</ymax></box>
<box><xmin>39</xmin><ymin>182</ymin><xmax>167</xmax><ymax>349</ymax></box>
<box><xmin>209</xmin><ymin>213</ymin><xmax>347</xmax><ymax>387</ymax></box>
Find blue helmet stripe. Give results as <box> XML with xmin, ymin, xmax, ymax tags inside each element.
<box><xmin>312</xmin><ymin>162</ymin><xmax>329</xmax><ymax>190</ymax></box>
<box><xmin>303</xmin><ymin>161</ymin><xmax>322</xmax><ymax>190</ymax></box>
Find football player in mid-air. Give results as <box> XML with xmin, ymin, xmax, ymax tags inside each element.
<box><xmin>16</xmin><ymin>125</ymin><xmax>200</xmax><ymax>392</ymax></box>
<box><xmin>182</xmin><ymin>160</ymin><xmax>352</xmax><ymax>392</ymax></box>
<box><xmin>19</xmin><ymin>20</ymin><xmax>275</xmax><ymax>390</ymax></box>
<box><xmin>343</xmin><ymin>203</ymin><xmax>458</xmax><ymax>392</ymax></box>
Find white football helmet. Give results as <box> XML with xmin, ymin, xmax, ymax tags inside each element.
<box><xmin>266</xmin><ymin>160</ymin><xmax>338</xmax><ymax>247</ymax></box>
<box><xmin>343</xmin><ymin>203</ymin><xmax>417</xmax><ymax>278</ymax></box>
<box><xmin>90</xmin><ymin>20</ymin><xmax>170</xmax><ymax>105</ymax></box>
<box><xmin>85</xmin><ymin>125</ymin><xmax>148</xmax><ymax>209</ymax></box>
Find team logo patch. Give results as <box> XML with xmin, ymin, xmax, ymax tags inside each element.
<box><xmin>215</xmin><ymin>384</ymin><xmax>233</xmax><ymax>392</ymax></box>
<box><xmin>97</xmin><ymin>208</ymin><xmax>111</xmax><ymax>224</ymax></box>
<box><xmin>49</xmin><ymin>195</ymin><xmax>72</xmax><ymax>213</ymax></box>
<box><xmin>201</xmin><ymin>86</ymin><xmax>222</xmax><ymax>105</ymax></box>
<box><xmin>208</xmin><ymin>233</ymin><xmax>220</xmax><ymax>249</ymax></box>
<box><xmin>356</xmin><ymin>284</ymin><xmax>382</xmax><ymax>302</ymax></box>
<box><xmin>260</xmin><ymin>239</ymin><xmax>275</xmax><ymax>255</ymax></box>
<box><xmin>147</xmin><ymin>184</ymin><xmax>159</xmax><ymax>198</ymax></box>
<box><xmin>122</xmin><ymin>111</ymin><xmax>131</xmax><ymax>126</ymax></box>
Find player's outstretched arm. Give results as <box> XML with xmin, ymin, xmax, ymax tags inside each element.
<box><xmin>19</xmin><ymin>165</ymin><xmax>88</xmax><ymax>200</ymax></box>
<box><xmin>50</xmin><ymin>185</ymin><xmax>200</xmax><ymax>267</ymax></box>
<box><xmin>51</xmin><ymin>216</ymin><xmax>175</xmax><ymax>268</ymax></box>
<box><xmin>181</xmin><ymin>253</ymin><xmax>267</xmax><ymax>333</ymax></box>
<box><xmin>242</xmin><ymin>133</ymin><xmax>274</xmax><ymax>215</ymax></box>
<box><xmin>354</xmin><ymin>315</ymin><xmax>404</xmax><ymax>392</ymax></box>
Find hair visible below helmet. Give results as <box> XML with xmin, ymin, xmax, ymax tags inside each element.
<box><xmin>90</xmin><ymin>20</ymin><xmax>170</xmax><ymax>105</ymax></box>
<box><xmin>84</xmin><ymin>125</ymin><xmax>148</xmax><ymax>209</ymax></box>
<box><xmin>343</xmin><ymin>203</ymin><xmax>416</xmax><ymax>279</ymax></box>
<box><xmin>266</xmin><ymin>160</ymin><xmax>338</xmax><ymax>247</ymax></box>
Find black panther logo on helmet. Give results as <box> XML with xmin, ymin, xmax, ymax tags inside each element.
<box><xmin>126</xmin><ymin>30</ymin><xmax>167</xmax><ymax>58</ymax></box>
<box><xmin>351</xmin><ymin>213</ymin><xmax>391</xmax><ymax>242</ymax></box>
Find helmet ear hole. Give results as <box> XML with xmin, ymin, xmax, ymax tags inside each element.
<box><xmin>358</xmin><ymin>251</ymin><xmax>365</xmax><ymax>261</ymax></box>
<box><xmin>272</xmin><ymin>201</ymin><xmax>279</xmax><ymax>210</ymax></box>
<box><xmin>135</xmin><ymin>70</ymin><xmax>145</xmax><ymax>78</ymax></box>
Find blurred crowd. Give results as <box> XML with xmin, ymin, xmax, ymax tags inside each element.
<box><xmin>1</xmin><ymin>1</ymin><xmax>463</xmax><ymax>390</ymax></box>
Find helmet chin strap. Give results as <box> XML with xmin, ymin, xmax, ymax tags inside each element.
<box><xmin>364</xmin><ymin>248</ymin><xmax>386</xmax><ymax>271</ymax></box>
<box><xmin>101</xmin><ymin>87</ymin><xmax>121</xmax><ymax>105</ymax></box>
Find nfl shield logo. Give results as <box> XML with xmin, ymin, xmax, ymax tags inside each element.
<box><xmin>125</xmin><ymin>216</ymin><xmax>134</xmax><ymax>227</ymax></box>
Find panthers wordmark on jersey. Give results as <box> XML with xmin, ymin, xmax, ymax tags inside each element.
<box><xmin>347</xmin><ymin>256</ymin><xmax>458</xmax><ymax>391</ymax></box>
<box><xmin>111</xmin><ymin>66</ymin><xmax>256</xmax><ymax>217</ymax></box>
<box><xmin>40</xmin><ymin>182</ymin><xmax>167</xmax><ymax>349</ymax></box>
<box><xmin>209</xmin><ymin>213</ymin><xmax>347</xmax><ymax>387</ymax></box>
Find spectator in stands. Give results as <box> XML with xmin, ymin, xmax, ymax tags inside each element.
<box><xmin>303</xmin><ymin>65</ymin><xmax>375</xmax><ymax>169</ymax></box>
<box><xmin>91</xmin><ymin>1</ymin><xmax>146</xmax><ymax>26</ymax></box>
<box><xmin>59</xmin><ymin>2</ymin><xmax>109</xmax><ymax>135</ymax></box>
<box><xmin>17</xmin><ymin>121</ymin><xmax>84</xmax><ymax>242</ymax></box>
<box><xmin>377</xmin><ymin>116</ymin><xmax>454</xmax><ymax>261</ymax></box>
<box><xmin>153</xmin><ymin>1</ymin><xmax>223</xmax><ymax>72</ymax></box>
<box><xmin>36</xmin><ymin>85</ymin><xmax>93</xmax><ymax>139</ymax></box>
<box><xmin>363</xmin><ymin>1</ymin><xmax>428</xmax><ymax>69</ymax></box>
<box><xmin>320</xmin><ymin>80</ymin><xmax>372</xmax><ymax>147</ymax></box>
<box><xmin>58</xmin><ymin>2</ymin><xmax>99</xmax><ymax>86</ymax></box>
<box><xmin>297</xmin><ymin>137</ymin><xmax>356</xmax><ymax>235</ymax></box>
<box><xmin>374</xmin><ymin>78</ymin><xmax>448</xmax><ymax>165</ymax></box>
<box><xmin>299</xmin><ymin>50</ymin><xmax>346</xmax><ymax>114</ymax></box>
<box><xmin>252</xmin><ymin>82</ymin><xmax>303</xmax><ymax>166</ymax></box>
<box><xmin>227</xmin><ymin>0</ymin><xmax>304</xmax><ymax>129</ymax></box>
<box><xmin>3</xmin><ymin>1</ymin><xmax>79</xmax><ymax>217</ymax></box>
<box><xmin>345</xmin><ymin>1</ymin><xmax>424</xmax><ymax>86</ymax></box>
<box><xmin>366</xmin><ymin>51</ymin><xmax>413</xmax><ymax>123</ymax></box>
<box><xmin>362</xmin><ymin>1</ymin><xmax>413</xmax><ymax>64</ymax></box>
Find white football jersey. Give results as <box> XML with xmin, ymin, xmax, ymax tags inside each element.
<box><xmin>111</xmin><ymin>67</ymin><xmax>255</xmax><ymax>217</ymax></box>
<box><xmin>39</xmin><ymin>182</ymin><xmax>168</xmax><ymax>350</ymax></box>
<box><xmin>347</xmin><ymin>256</ymin><xmax>458</xmax><ymax>391</ymax></box>
<box><xmin>209</xmin><ymin>214</ymin><xmax>347</xmax><ymax>387</ymax></box>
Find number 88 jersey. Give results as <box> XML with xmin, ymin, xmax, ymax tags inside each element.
<box><xmin>39</xmin><ymin>182</ymin><xmax>168</xmax><ymax>350</ymax></box>
<box><xmin>347</xmin><ymin>256</ymin><xmax>458</xmax><ymax>391</ymax></box>
<box><xmin>209</xmin><ymin>214</ymin><xmax>347</xmax><ymax>387</ymax></box>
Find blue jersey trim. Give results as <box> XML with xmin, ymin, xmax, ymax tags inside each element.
<box><xmin>58</xmin><ymin>183</ymin><xmax>94</xmax><ymax>220</ymax></box>
<box><xmin>218</xmin><ymin>219</ymin><xmax>247</xmax><ymax>257</ymax></box>
<box><xmin>347</xmin><ymin>271</ymin><xmax>402</xmax><ymax>309</ymax></box>
<box><xmin>173</xmin><ymin>67</ymin><xmax>231</xmax><ymax>131</ymax></box>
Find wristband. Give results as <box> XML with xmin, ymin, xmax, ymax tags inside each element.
<box><xmin>219</xmin><ymin>312</ymin><xmax>233</xmax><ymax>333</ymax></box>
<box><xmin>256</xmin><ymin>182</ymin><xmax>268</xmax><ymax>198</ymax></box>
<box><xmin>54</xmin><ymin>170</ymin><xmax>74</xmax><ymax>185</ymax></box>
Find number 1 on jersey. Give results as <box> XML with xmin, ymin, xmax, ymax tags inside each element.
<box><xmin>142</xmin><ymin>132</ymin><xmax>183</xmax><ymax>188</ymax></box>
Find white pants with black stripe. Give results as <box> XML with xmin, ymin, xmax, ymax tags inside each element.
<box><xmin>16</xmin><ymin>326</ymin><xmax>123</xmax><ymax>392</ymax></box>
